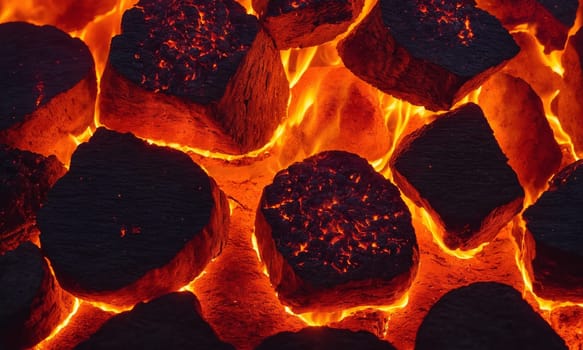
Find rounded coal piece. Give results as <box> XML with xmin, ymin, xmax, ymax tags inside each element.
<box><xmin>256</xmin><ymin>150</ymin><xmax>418</xmax><ymax>313</ymax></box>
<box><xmin>415</xmin><ymin>282</ymin><xmax>567</xmax><ymax>350</ymax></box>
<box><xmin>255</xmin><ymin>327</ymin><xmax>396</xmax><ymax>350</ymax></box>
<box><xmin>38</xmin><ymin>128</ymin><xmax>229</xmax><ymax>308</ymax></box>
<box><xmin>75</xmin><ymin>292</ymin><xmax>235</xmax><ymax>350</ymax></box>
<box><xmin>0</xmin><ymin>242</ymin><xmax>74</xmax><ymax>349</ymax></box>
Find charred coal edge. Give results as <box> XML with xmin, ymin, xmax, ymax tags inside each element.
<box><xmin>216</xmin><ymin>29</ymin><xmax>289</xmax><ymax>151</ymax></box>
<box><xmin>337</xmin><ymin>3</ymin><xmax>513</xmax><ymax>111</ymax></box>
<box><xmin>98</xmin><ymin>62</ymin><xmax>238</xmax><ymax>153</ymax></box>
<box><xmin>255</xmin><ymin>326</ymin><xmax>397</xmax><ymax>349</ymax></box>
<box><xmin>537</xmin><ymin>0</ymin><xmax>578</xmax><ymax>27</ymax></box>
<box><xmin>101</xmin><ymin>29</ymin><xmax>287</xmax><ymax>154</ymax></box>
<box><xmin>389</xmin><ymin>126</ymin><xmax>524</xmax><ymax>251</ymax></box>
<box><xmin>522</xmin><ymin>227</ymin><xmax>583</xmax><ymax>303</ymax></box>
<box><xmin>255</xmin><ymin>193</ymin><xmax>419</xmax><ymax>314</ymax></box>
<box><xmin>75</xmin><ymin>291</ymin><xmax>232</xmax><ymax>349</ymax></box>
<box><xmin>1</xmin><ymin>246</ymin><xmax>74</xmax><ymax>349</ymax></box>
<box><xmin>257</xmin><ymin>0</ymin><xmax>364</xmax><ymax>49</ymax></box>
<box><xmin>0</xmin><ymin>70</ymin><xmax>97</xmax><ymax>161</ymax></box>
<box><xmin>50</xmin><ymin>177</ymin><xmax>229</xmax><ymax>308</ymax></box>
<box><xmin>0</xmin><ymin>222</ymin><xmax>37</xmax><ymax>255</ymax></box>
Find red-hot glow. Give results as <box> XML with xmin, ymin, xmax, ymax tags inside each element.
<box><xmin>34</xmin><ymin>298</ymin><xmax>81</xmax><ymax>350</ymax></box>
<box><xmin>1</xmin><ymin>0</ymin><xmax>583</xmax><ymax>348</ymax></box>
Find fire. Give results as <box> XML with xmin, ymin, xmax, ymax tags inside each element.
<box><xmin>284</xmin><ymin>292</ymin><xmax>410</xmax><ymax>326</ymax></box>
<box><xmin>2</xmin><ymin>0</ymin><xmax>583</xmax><ymax>347</ymax></box>
<box><xmin>251</xmin><ymin>233</ymin><xmax>410</xmax><ymax>326</ymax></box>
<box><xmin>33</xmin><ymin>298</ymin><xmax>81</xmax><ymax>350</ymax></box>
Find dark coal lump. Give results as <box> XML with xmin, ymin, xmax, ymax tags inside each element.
<box><xmin>523</xmin><ymin>160</ymin><xmax>583</xmax><ymax>303</ymax></box>
<box><xmin>39</xmin><ymin>128</ymin><xmax>229</xmax><ymax>308</ymax></box>
<box><xmin>256</xmin><ymin>150</ymin><xmax>418</xmax><ymax>313</ymax></box>
<box><xmin>75</xmin><ymin>292</ymin><xmax>234</xmax><ymax>350</ymax></box>
<box><xmin>100</xmin><ymin>0</ymin><xmax>289</xmax><ymax>153</ymax></box>
<box><xmin>338</xmin><ymin>0</ymin><xmax>519</xmax><ymax>111</ymax></box>
<box><xmin>0</xmin><ymin>144</ymin><xmax>66</xmax><ymax>254</ymax></box>
<box><xmin>0</xmin><ymin>242</ymin><xmax>74</xmax><ymax>349</ymax></box>
<box><xmin>253</xmin><ymin>0</ymin><xmax>365</xmax><ymax>49</ymax></box>
<box><xmin>390</xmin><ymin>103</ymin><xmax>524</xmax><ymax>250</ymax></box>
<box><xmin>255</xmin><ymin>327</ymin><xmax>396</xmax><ymax>350</ymax></box>
<box><xmin>415</xmin><ymin>282</ymin><xmax>567</xmax><ymax>350</ymax></box>
<box><xmin>0</xmin><ymin>22</ymin><xmax>96</xmax><ymax>161</ymax></box>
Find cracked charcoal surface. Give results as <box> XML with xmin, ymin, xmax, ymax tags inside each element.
<box><xmin>110</xmin><ymin>0</ymin><xmax>258</xmax><ymax>104</ymax></box>
<box><xmin>261</xmin><ymin>150</ymin><xmax>417</xmax><ymax>287</ymax></box>
<box><xmin>380</xmin><ymin>0</ymin><xmax>518</xmax><ymax>77</ymax></box>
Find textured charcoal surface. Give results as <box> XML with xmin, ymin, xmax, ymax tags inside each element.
<box><xmin>380</xmin><ymin>0</ymin><xmax>518</xmax><ymax>77</ymax></box>
<box><xmin>338</xmin><ymin>0</ymin><xmax>518</xmax><ymax>110</ymax></box>
<box><xmin>415</xmin><ymin>282</ymin><xmax>567</xmax><ymax>350</ymax></box>
<box><xmin>255</xmin><ymin>327</ymin><xmax>396</xmax><ymax>350</ymax></box>
<box><xmin>261</xmin><ymin>150</ymin><xmax>417</xmax><ymax>287</ymax></box>
<box><xmin>0</xmin><ymin>242</ymin><xmax>72</xmax><ymax>349</ymax></box>
<box><xmin>110</xmin><ymin>0</ymin><xmax>258</xmax><ymax>104</ymax></box>
<box><xmin>390</xmin><ymin>103</ymin><xmax>524</xmax><ymax>249</ymax></box>
<box><xmin>75</xmin><ymin>292</ymin><xmax>235</xmax><ymax>350</ymax></box>
<box><xmin>0</xmin><ymin>145</ymin><xmax>66</xmax><ymax>253</ymax></box>
<box><xmin>537</xmin><ymin>0</ymin><xmax>578</xmax><ymax>26</ymax></box>
<box><xmin>38</xmin><ymin>128</ymin><xmax>223</xmax><ymax>304</ymax></box>
<box><xmin>0</xmin><ymin>22</ymin><xmax>94</xmax><ymax>126</ymax></box>
<box><xmin>523</xmin><ymin>160</ymin><xmax>583</xmax><ymax>300</ymax></box>
<box><xmin>256</xmin><ymin>0</ymin><xmax>363</xmax><ymax>49</ymax></box>
<box><xmin>256</xmin><ymin>150</ymin><xmax>418</xmax><ymax>312</ymax></box>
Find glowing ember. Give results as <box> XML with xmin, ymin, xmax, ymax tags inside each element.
<box><xmin>1</xmin><ymin>0</ymin><xmax>583</xmax><ymax>348</ymax></box>
<box><xmin>416</xmin><ymin>0</ymin><xmax>476</xmax><ymax>46</ymax></box>
<box><xmin>110</xmin><ymin>0</ymin><xmax>257</xmax><ymax>102</ymax></box>
<box><xmin>256</xmin><ymin>150</ymin><xmax>418</xmax><ymax>313</ymax></box>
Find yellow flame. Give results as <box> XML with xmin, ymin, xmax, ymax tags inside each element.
<box><xmin>416</xmin><ymin>204</ymin><xmax>489</xmax><ymax>259</ymax></box>
<box><xmin>34</xmin><ymin>298</ymin><xmax>81</xmax><ymax>350</ymax></box>
<box><xmin>251</xmin><ymin>233</ymin><xmax>269</xmax><ymax>277</ymax></box>
<box><xmin>86</xmin><ymin>300</ymin><xmax>132</xmax><ymax>314</ymax></box>
<box><xmin>69</xmin><ymin>126</ymin><xmax>95</xmax><ymax>146</ymax></box>
<box><xmin>286</xmin><ymin>292</ymin><xmax>410</xmax><ymax>326</ymax></box>
<box><xmin>510</xmin><ymin>25</ymin><xmax>564</xmax><ymax>77</ymax></box>
<box><xmin>281</xmin><ymin>47</ymin><xmax>319</xmax><ymax>88</ymax></box>
<box><xmin>179</xmin><ymin>271</ymin><xmax>208</xmax><ymax>293</ymax></box>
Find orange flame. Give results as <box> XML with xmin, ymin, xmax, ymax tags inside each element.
<box><xmin>34</xmin><ymin>298</ymin><xmax>81</xmax><ymax>350</ymax></box>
